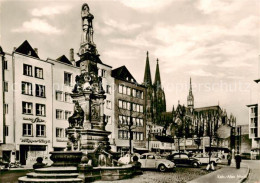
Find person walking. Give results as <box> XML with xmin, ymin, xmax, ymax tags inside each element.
<box><xmin>227</xmin><ymin>152</ymin><xmax>231</xmax><ymax>166</ymax></box>
<box><xmin>235</xmin><ymin>154</ymin><xmax>242</xmax><ymax>169</ymax></box>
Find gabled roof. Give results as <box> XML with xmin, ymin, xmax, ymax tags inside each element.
<box><xmin>194</xmin><ymin>105</ymin><xmax>221</xmax><ymax>112</ymax></box>
<box><xmin>112</xmin><ymin>65</ymin><xmax>137</xmax><ymax>83</ymax></box>
<box><xmin>56</xmin><ymin>55</ymin><xmax>72</xmax><ymax>65</ymax></box>
<box><xmin>15</xmin><ymin>40</ymin><xmax>39</xmax><ymax>59</ymax></box>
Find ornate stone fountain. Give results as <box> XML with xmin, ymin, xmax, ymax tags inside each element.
<box><xmin>18</xmin><ymin>3</ymin><xmax>140</xmax><ymax>183</ymax></box>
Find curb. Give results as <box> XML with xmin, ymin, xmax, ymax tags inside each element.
<box><xmin>241</xmin><ymin>164</ymin><xmax>250</xmax><ymax>183</ymax></box>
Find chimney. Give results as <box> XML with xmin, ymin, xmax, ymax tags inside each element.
<box><xmin>70</xmin><ymin>48</ymin><xmax>75</xmax><ymax>66</ymax></box>
<box><xmin>13</xmin><ymin>47</ymin><xmax>16</xmax><ymax>51</ymax></box>
<box><xmin>34</xmin><ymin>48</ymin><xmax>38</xmax><ymax>55</ymax></box>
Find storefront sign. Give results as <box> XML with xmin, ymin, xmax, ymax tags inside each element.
<box><xmin>56</xmin><ymin>138</ymin><xmax>68</xmax><ymax>142</ymax></box>
<box><xmin>21</xmin><ymin>138</ymin><xmax>50</xmax><ymax>144</ymax></box>
<box><xmin>23</xmin><ymin>117</ymin><xmax>45</xmax><ymax>123</ymax></box>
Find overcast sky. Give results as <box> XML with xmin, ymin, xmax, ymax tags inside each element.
<box><xmin>1</xmin><ymin>0</ymin><xmax>259</xmax><ymax>125</ymax></box>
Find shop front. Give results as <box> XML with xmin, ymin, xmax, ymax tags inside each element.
<box><xmin>18</xmin><ymin>138</ymin><xmax>52</xmax><ymax>166</ymax></box>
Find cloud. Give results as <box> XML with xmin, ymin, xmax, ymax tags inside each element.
<box><xmin>119</xmin><ymin>0</ymin><xmax>175</xmax><ymax>13</ymax></box>
<box><xmin>189</xmin><ymin>69</ymin><xmax>213</xmax><ymax>77</ymax></box>
<box><xmin>196</xmin><ymin>0</ymin><xmax>244</xmax><ymax>14</ymax></box>
<box><xmin>12</xmin><ymin>18</ymin><xmax>62</xmax><ymax>35</ymax></box>
<box><xmin>31</xmin><ymin>5</ymin><xmax>71</xmax><ymax>17</ymax></box>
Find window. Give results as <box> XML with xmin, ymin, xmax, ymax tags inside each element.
<box><xmin>4</xmin><ymin>60</ymin><xmax>8</xmax><ymax>70</ymax></box>
<box><xmin>64</xmin><ymin>72</ymin><xmax>72</xmax><ymax>86</ymax></box>
<box><xmin>64</xmin><ymin>92</ymin><xmax>71</xmax><ymax>102</ymax></box>
<box><xmin>133</xmin><ymin>118</ymin><xmax>136</xmax><ymax>126</ymax></box>
<box><xmin>140</xmin><ymin>91</ymin><xmax>144</xmax><ymax>99</ymax></box>
<box><xmin>4</xmin><ymin>82</ymin><xmax>8</xmax><ymax>92</ymax></box>
<box><xmin>56</xmin><ymin>109</ymin><xmax>63</xmax><ymax>119</ymax></box>
<box><xmin>56</xmin><ymin>91</ymin><xmax>63</xmax><ymax>101</ymax></box>
<box><xmin>147</xmin><ymin>155</ymin><xmax>155</xmax><ymax>159</ymax></box>
<box><xmin>22</xmin><ymin>82</ymin><xmax>32</xmax><ymax>95</ymax></box>
<box><xmin>123</xmin><ymin>86</ymin><xmax>127</xmax><ymax>95</ymax></box>
<box><xmin>106</xmin><ymin>85</ymin><xmax>111</xmax><ymax>94</ymax></box>
<box><xmin>65</xmin><ymin>111</ymin><xmax>71</xmax><ymax>120</ymax></box>
<box><xmin>4</xmin><ymin>104</ymin><xmax>8</xmax><ymax>114</ymax></box>
<box><xmin>119</xmin><ymin>115</ymin><xmax>123</xmax><ymax>124</ymax></box>
<box><xmin>36</xmin><ymin>84</ymin><xmax>45</xmax><ymax>97</ymax></box>
<box><xmin>140</xmin><ymin>155</ymin><xmax>146</xmax><ymax>159</ymax></box>
<box><xmin>140</xmin><ymin>105</ymin><xmax>143</xmax><ymax>113</ymax></box>
<box><xmin>106</xmin><ymin>100</ymin><xmax>112</xmax><ymax>109</ymax></box>
<box><xmin>136</xmin><ymin>104</ymin><xmax>140</xmax><ymax>112</ymax></box>
<box><xmin>127</xmin><ymin>87</ymin><xmax>131</xmax><ymax>95</ymax></box>
<box><xmin>119</xmin><ymin>100</ymin><xmax>122</xmax><ymax>108</ymax></box>
<box><xmin>35</xmin><ymin>67</ymin><xmax>43</xmax><ymax>79</ymax></box>
<box><xmin>101</xmin><ymin>69</ymin><xmax>106</xmax><ymax>77</ymax></box>
<box><xmin>118</xmin><ymin>130</ymin><xmax>129</xmax><ymax>139</ymax></box>
<box><xmin>123</xmin><ymin>101</ymin><xmax>127</xmax><ymax>109</ymax></box>
<box><xmin>56</xmin><ymin>128</ymin><xmax>64</xmax><ymax>138</ymax></box>
<box><xmin>36</xmin><ymin>104</ymin><xmax>45</xmax><ymax>116</ymax></box>
<box><xmin>251</xmin><ymin>107</ymin><xmax>255</xmax><ymax>114</ymax></box>
<box><xmin>127</xmin><ymin>102</ymin><xmax>131</xmax><ymax>110</ymax></box>
<box><xmin>105</xmin><ymin>115</ymin><xmax>111</xmax><ymax>124</ymax></box>
<box><xmin>133</xmin><ymin>103</ymin><xmax>136</xmax><ymax>111</ymax></box>
<box><xmin>132</xmin><ymin>89</ymin><xmax>136</xmax><ymax>97</ymax></box>
<box><xmin>135</xmin><ymin>132</ymin><xmax>144</xmax><ymax>141</ymax></box>
<box><xmin>119</xmin><ymin>85</ymin><xmax>123</xmax><ymax>94</ymax></box>
<box><xmin>22</xmin><ymin>102</ymin><xmax>33</xmax><ymax>114</ymax></box>
<box><xmin>140</xmin><ymin>119</ymin><xmax>143</xmax><ymax>126</ymax></box>
<box><xmin>23</xmin><ymin>64</ymin><xmax>32</xmax><ymax>76</ymax></box>
<box><xmin>36</xmin><ymin>124</ymin><xmax>45</xmax><ymax>137</ymax></box>
<box><xmin>136</xmin><ymin>90</ymin><xmax>140</xmax><ymax>98</ymax></box>
<box><xmin>5</xmin><ymin>125</ymin><xmax>9</xmax><ymax>136</ymax></box>
<box><xmin>23</xmin><ymin>124</ymin><xmax>32</xmax><ymax>136</ymax></box>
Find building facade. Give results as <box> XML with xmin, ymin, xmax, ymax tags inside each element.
<box><xmin>247</xmin><ymin>102</ymin><xmax>260</xmax><ymax>158</ymax></box>
<box><xmin>112</xmin><ymin>66</ymin><xmax>146</xmax><ymax>154</ymax></box>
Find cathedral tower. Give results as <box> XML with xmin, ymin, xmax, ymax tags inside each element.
<box><xmin>187</xmin><ymin>77</ymin><xmax>194</xmax><ymax>109</ymax></box>
<box><xmin>153</xmin><ymin>59</ymin><xmax>166</xmax><ymax>123</ymax></box>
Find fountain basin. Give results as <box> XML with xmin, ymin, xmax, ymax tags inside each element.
<box><xmin>78</xmin><ymin>164</ymin><xmax>142</xmax><ymax>182</ymax></box>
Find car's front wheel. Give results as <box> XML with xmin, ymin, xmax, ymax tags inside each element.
<box><xmin>158</xmin><ymin>164</ymin><xmax>167</xmax><ymax>172</ymax></box>
<box><xmin>192</xmin><ymin>162</ymin><xmax>199</xmax><ymax>168</ymax></box>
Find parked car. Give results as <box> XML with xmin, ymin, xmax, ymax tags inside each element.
<box><xmin>167</xmin><ymin>153</ymin><xmax>201</xmax><ymax>168</ymax></box>
<box><xmin>193</xmin><ymin>153</ymin><xmax>221</xmax><ymax>165</ymax></box>
<box><xmin>138</xmin><ymin>153</ymin><xmax>175</xmax><ymax>172</ymax></box>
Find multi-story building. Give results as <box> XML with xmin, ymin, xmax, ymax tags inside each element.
<box><xmin>247</xmin><ymin>101</ymin><xmax>260</xmax><ymax>157</ymax></box>
<box><xmin>112</xmin><ymin>66</ymin><xmax>146</xmax><ymax>154</ymax></box>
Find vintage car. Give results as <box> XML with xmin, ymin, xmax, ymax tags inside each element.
<box><xmin>192</xmin><ymin>153</ymin><xmax>221</xmax><ymax>165</ymax></box>
<box><xmin>167</xmin><ymin>153</ymin><xmax>201</xmax><ymax>168</ymax></box>
<box><xmin>138</xmin><ymin>153</ymin><xmax>175</xmax><ymax>172</ymax></box>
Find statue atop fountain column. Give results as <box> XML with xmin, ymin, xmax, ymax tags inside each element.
<box><xmin>81</xmin><ymin>3</ymin><xmax>94</xmax><ymax>44</ymax></box>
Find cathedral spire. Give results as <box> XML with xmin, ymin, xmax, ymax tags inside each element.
<box><xmin>187</xmin><ymin>77</ymin><xmax>194</xmax><ymax>108</ymax></box>
<box><xmin>154</xmin><ymin>58</ymin><xmax>161</xmax><ymax>88</ymax></box>
<box><xmin>143</xmin><ymin>51</ymin><xmax>152</xmax><ymax>86</ymax></box>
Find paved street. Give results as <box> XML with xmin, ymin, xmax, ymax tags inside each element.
<box><xmin>244</xmin><ymin>160</ymin><xmax>260</xmax><ymax>183</ymax></box>
<box><xmin>1</xmin><ymin>166</ymin><xmax>213</xmax><ymax>183</ymax></box>
<box><xmin>96</xmin><ymin>166</ymin><xmax>218</xmax><ymax>183</ymax></box>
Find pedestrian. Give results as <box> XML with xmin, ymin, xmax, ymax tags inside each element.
<box><xmin>227</xmin><ymin>152</ymin><xmax>231</xmax><ymax>166</ymax></box>
<box><xmin>235</xmin><ymin>154</ymin><xmax>242</xmax><ymax>169</ymax></box>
